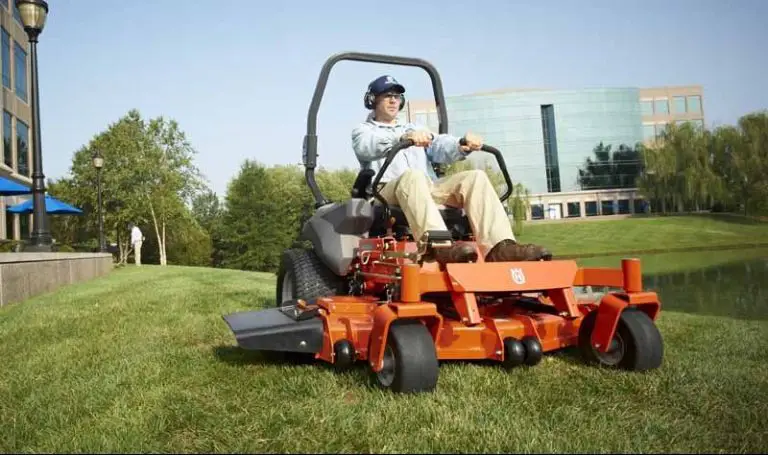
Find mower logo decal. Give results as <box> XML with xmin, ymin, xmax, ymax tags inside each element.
<box><xmin>510</xmin><ymin>268</ymin><xmax>526</xmax><ymax>285</ymax></box>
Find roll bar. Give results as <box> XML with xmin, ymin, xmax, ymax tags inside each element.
<box><xmin>302</xmin><ymin>51</ymin><xmax>449</xmax><ymax>207</ymax></box>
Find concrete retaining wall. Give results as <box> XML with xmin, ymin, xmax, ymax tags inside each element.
<box><xmin>0</xmin><ymin>253</ymin><xmax>114</xmax><ymax>307</ymax></box>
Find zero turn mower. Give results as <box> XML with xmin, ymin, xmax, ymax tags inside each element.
<box><xmin>222</xmin><ymin>51</ymin><xmax>664</xmax><ymax>393</ymax></box>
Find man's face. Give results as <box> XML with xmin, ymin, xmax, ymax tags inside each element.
<box><xmin>374</xmin><ymin>91</ymin><xmax>402</xmax><ymax>121</ymax></box>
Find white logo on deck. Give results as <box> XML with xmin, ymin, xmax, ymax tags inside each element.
<box><xmin>510</xmin><ymin>268</ymin><xmax>526</xmax><ymax>285</ymax></box>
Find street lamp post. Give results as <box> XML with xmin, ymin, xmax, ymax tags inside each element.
<box><xmin>92</xmin><ymin>150</ymin><xmax>104</xmax><ymax>252</ymax></box>
<box><xmin>16</xmin><ymin>0</ymin><xmax>50</xmax><ymax>252</ymax></box>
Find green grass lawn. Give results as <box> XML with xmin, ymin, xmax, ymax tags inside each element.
<box><xmin>518</xmin><ymin>214</ymin><xmax>768</xmax><ymax>257</ymax></box>
<box><xmin>1</xmin><ymin>262</ymin><xmax>766</xmax><ymax>453</ymax></box>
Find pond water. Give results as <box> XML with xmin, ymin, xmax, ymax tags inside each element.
<box><xmin>574</xmin><ymin>247</ymin><xmax>768</xmax><ymax>321</ymax></box>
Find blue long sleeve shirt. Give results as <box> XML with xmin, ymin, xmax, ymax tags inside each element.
<box><xmin>351</xmin><ymin>115</ymin><xmax>468</xmax><ymax>183</ymax></box>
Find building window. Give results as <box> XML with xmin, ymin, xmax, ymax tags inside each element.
<box><xmin>687</xmin><ymin>95</ymin><xmax>701</xmax><ymax>114</ymax></box>
<box><xmin>567</xmin><ymin>202</ymin><xmax>581</xmax><ymax>217</ymax></box>
<box><xmin>640</xmin><ymin>100</ymin><xmax>653</xmax><ymax>116</ymax></box>
<box><xmin>19</xmin><ymin>214</ymin><xmax>29</xmax><ymax>239</ymax></box>
<box><xmin>540</xmin><ymin>104</ymin><xmax>561</xmax><ymax>193</ymax></box>
<box><xmin>0</xmin><ymin>0</ymin><xmax>8</xmax><ymax>9</ymax></box>
<box><xmin>14</xmin><ymin>41</ymin><xmax>26</xmax><ymax>103</ymax></box>
<box><xmin>601</xmin><ymin>200</ymin><xmax>615</xmax><ymax>215</ymax></box>
<box><xmin>643</xmin><ymin>124</ymin><xmax>655</xmax><ymax>141</ymax></box>
<box><xmin>12</xmin><ymin>3</ymin><xmax>21</xmax><ymax>24</ymax></box>
<box><xmin>673</xmin><ymin>96</ymin><xmax>686</xmax><ymax>113</ymax></box>
<box><xmin>531</xmin><ymin>204</ymin><xmax>544</xmax><ymax>220</ymax></box>
<box><xmin>3</xmin><ymin>110</ymin><xmax>10</xmax><ymax>169</ymax></box>
<box><xmin>5</xmin><ymin>213</ymin><xmax>13</xmax><ymax>240</ymax></box>
<box><xmin>633</xmin><ymin>199</ymin><xmax>646</xmax><ymax>214</ymax></box>
<box><xmin>585</xmin><ymin>201</ymin><xmax>598</xmax><ymax>216</ymax></box>
<box><xmin>16</xmin><ymin>118</ymin><xmax>28</xmax><ymax>176</ymax></box>
<box><xmin>654</xmin><ymin>98</ymin><xmax>668</xmax><ymax>114</ymax></box>
<box><xmin>618</xmin><ymin>199</ymin><xmax>631</xmax><ymax>214</ymax></box>
<box><xmin>1</xmin><ymin>28</ymin><xmax>9</xmax><ymax>90</ymax></box>
<box><xmin>655</xmin><ymin>123</ymin><xmax>667</xmax><ymax>137</ymax></box>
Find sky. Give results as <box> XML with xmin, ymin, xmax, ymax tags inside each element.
<box><xmin>34</xmin><ymin>0</ymin><xmax>768</xmax><ymax>197</ymax></box>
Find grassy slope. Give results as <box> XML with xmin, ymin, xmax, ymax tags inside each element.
<box><xmin>1</xmin><ymin>263</ymin><xmax>766</xmax><ymax>453</ymax></box>
<box><xmin>516</xmin><ymin>214</ymin><xmax>768</xmax><ymax>257</ymax></box>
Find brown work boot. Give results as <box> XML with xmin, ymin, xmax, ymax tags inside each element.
<box><xmin>430</xmin><ymin>243</ymin><xmax>478</xmax><ymax>265</ymax></box>
<box><xmin>485</xmin><ymin>239</ymin><xmax>552</xmax><ymax>262</ymax></box>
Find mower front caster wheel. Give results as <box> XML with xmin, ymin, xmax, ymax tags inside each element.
<box><xmin>373</xmin><ymin>321</ymin><xmax>439</xmax><ymax>393</ymax></box>
<box><xmin>334</xmin><ymin>339</ymin><xmax>356</xmax><ymax>371</ymax></box>
<box><xmin>578</xmin><ymin>307</ymin><xmax>664</xmax><ymax>371</ymax></box>
<box><xmin>502</xmin><ymin>336</ymin><xmax>543</xmax><ymax>369</ymax></box>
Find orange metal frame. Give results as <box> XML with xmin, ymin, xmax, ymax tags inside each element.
<box><xmin>304</xmin><ymin>238</ymin><xmax>661</xmax><ymax>372</ymax></box>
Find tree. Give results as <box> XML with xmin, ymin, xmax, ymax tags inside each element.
<box><xmin>636</xmin><ymin>112</ymin><xmax>768</xmax><ymax>217</ymax></box>
<box><xmin>68</xmin><ymin>111</ymin><xmax>153</xmax><ymax>263</ymax></box>
<box><xmin>636</xmin><ymin>143</ymin><xmax>676</xmax><ymax>213</ymax></box>
<box><xmin>45</xmin><ymin>177</ymin><xmax>92</xmax><ymax>251</ymax></box>
<box><xmin>192</xmin><ymin>190</ymin><xmax>226</xmax><ymax>267</ymax></box>
<box><xmin>64</xmin><ymin>109</ymin><xmax>206</xmax><ymax>265</ymax></box>
<box><xmin>139</xmin><ymin>116</ymin><xmax>205</xmax><ymax>266</ymax></box>
<box><xmin>728</xmin><ymin>112</ymin><xmax>768</xmax><ymax>215</ymax></box>
<box><xmin>218</xmin><ymin>161</ymin><xmax>308</xmax><ymax>272</ymax></box>
<box><xmin>164</xmin><ymin>213</ymin><xmax>213</xmax><ymax>267</ymax></box>
<box><xmin>508</xmin><ymin>183</ymin><xmax>531</xmax><ymax>237</ymax></box>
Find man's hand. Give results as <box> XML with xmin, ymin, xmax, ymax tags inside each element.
<box><xmin>402</xmin><ymin>130</ymin><xmax>433</xmax><ymax>147</ymax></box>
<box><xmin>460</xmin><ymin>131</ymin><xmax>483</xmax><ymax>152</ymax></box>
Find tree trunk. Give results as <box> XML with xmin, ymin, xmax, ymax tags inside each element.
<box><xmin>161</xmin><ymin>219</ymin><xmax>167</xmax><ymax>266</ymax></box>
<box><xmin>117</xmin><ymin>230</ymin><xmax>129</xmax><ymax>265</ymax></box>
<box><xmin>148</xmin><ymin>200</ymin><xmax>165</xmax><ymax>266</ymax></box>
<box><xmin>743</xmin><ymin>188</ymin><xmax>749</xmax><ymax>216</ymax></box>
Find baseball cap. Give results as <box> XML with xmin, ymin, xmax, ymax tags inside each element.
<box><xmin>368</xmin><ymin>75</ymin><xmax>405</xmax><ymax>95</ymax></box>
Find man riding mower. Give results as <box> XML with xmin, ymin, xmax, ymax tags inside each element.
<box><xmin>351</xmin><ymin>73</ymin><xmax>552</xmax><ymax>266</ymax></box>
<box><xmin>222</xmin><ymin>52</ymin><xmax>664</xmax><ymax>394</ymax></box>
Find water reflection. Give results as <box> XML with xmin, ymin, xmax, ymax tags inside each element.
<box><xmin>643</xmin><ymin>256</ymin><xmax>768</xmax><ymax>320</ymax></box>
<box><xmin>577</xmin><ymin>249</ymin><xmax>768</xmax><ymax>321</ymax></box>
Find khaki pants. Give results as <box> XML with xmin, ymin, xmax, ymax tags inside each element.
<box><xmin>133</xmin><ymin>241</ymin><xmax>142</xmax><ymax>266</ymax></box>
<box><xmin>378</xmin><ymin>169</ymin><xmax>516</xmax><ymax>257</ymax></box>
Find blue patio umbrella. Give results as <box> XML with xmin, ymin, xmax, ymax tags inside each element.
<box><xmin>7</xmin><ymin>194</ymin><xmax>83</xmax><ymax>215</ymax></box>
<box><xmin>0</xmin><ymin>176</ymin><xmax>31</xmax><ymax>195</ymax></box>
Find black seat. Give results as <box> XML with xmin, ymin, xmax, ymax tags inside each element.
<box><xmin>351</xmin><ymin>169</ymin><xmax>472</xmax><ymax>241</ymax></box>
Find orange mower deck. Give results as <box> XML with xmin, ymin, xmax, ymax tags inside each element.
<box><xmin>309</xmin><ymin>257</ymin><xmax>659</xmax><ymax>369</ymax></box>
<box><xmin>223</xmin><ymin>252</ymin><xmax>664</xmax><ymax>393</ymax></box>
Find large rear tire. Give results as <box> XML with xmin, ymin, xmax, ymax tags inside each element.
<box><xmin>276</xmin><ymin>248</ymin><xmax>347</xmax><ymax>306</ymax></box>
<box><xmin>274</xmin><ymin>248</ymin><xmax>347</xmax><ymax>364</ymax></box>
<box><xmin>374</xmin><ymin>320</ymin><xmax>439</xmax><ymax>394</ymax></box>
<box><xmin>578</xmin><ymin>307</ymin><xmax>664</xmax><ymax>371</ymax></box>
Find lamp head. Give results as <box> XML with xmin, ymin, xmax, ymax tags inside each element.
<box><xmin>15</xmin><ymin>0</ymin><xmax>48</xmax><ymax>39</ymax></box>
<box><xmin>92</xmin><ymin>150</ymin><xmax>103</xmax><ymax>169</ymax></box>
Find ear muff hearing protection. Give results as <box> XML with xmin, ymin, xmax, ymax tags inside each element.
<box><xmin>364</xmin><ymin>90</ymin><xmax>406</xmax><ymax>111</ymax></box>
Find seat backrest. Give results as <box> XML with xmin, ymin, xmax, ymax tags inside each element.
<box><xmin>351</xmin><ymin>168</ymin><xmax>375</xmax><ymax>199</ymax></box>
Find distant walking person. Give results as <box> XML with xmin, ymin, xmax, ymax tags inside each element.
<box><xmin>129</xmin><ymin>223</ymin><xmax>145</xmax><ymax>266</ymax></box>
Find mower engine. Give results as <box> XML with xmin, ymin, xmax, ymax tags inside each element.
<box><xmin>347</xmin><ymin>229</ymin><xmax>454</xmax><ymax>301</ymax></box>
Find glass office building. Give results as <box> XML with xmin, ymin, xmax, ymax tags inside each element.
<box><xmin>408</xmin><ymin>88</ymin><xmax>644</xmax><ymax>195</ymax></box>
<box><xmin>0</xmin><ymin>0</ymin><xmax>34</xmax><ymax>242</ymax></box>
